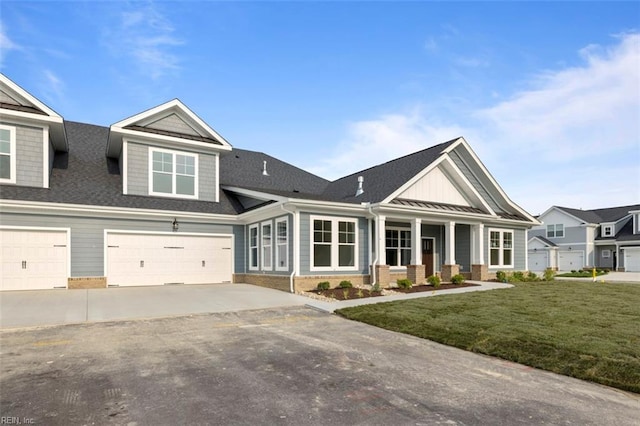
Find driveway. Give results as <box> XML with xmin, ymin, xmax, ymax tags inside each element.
<box><xmin>1</xmin><ymin>307</ymin><xmax>638</xmax><ymax>425</ymax></box>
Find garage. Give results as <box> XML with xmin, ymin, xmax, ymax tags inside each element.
<box><xmin>623</xmin><ymin>247</ymin><xmax>640</xmax><ymax>272</ymax></box>
<box><xmin>0</xmin><ymin>228</ymin><xmax>69</xmax><ymax>291</ymax></box>
<box><xmin>106</xmin><ymin>232</ymin><xmax>233</xmax><ymax>286</ymax></box>
<box><xmin>559</xmin><ymin>250</ymin><xmax>584</xmax><ymax>271</ymax></box>
<box><xmin>528</xmin><ymin>251</ymin><xmax>549</xmax><ymax>272</ymax></box>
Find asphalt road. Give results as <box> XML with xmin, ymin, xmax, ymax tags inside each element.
<box><xmin>1</xmin><ymin>307</ymin><xmax>638</xmax><ymax>425</ymax></box>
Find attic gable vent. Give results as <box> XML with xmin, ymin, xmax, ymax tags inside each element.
<box><xmin>355</xmin><ymin>176</ymin><xmax>364</xmax><ymax>197</ymax></box>
<box><xmin>262</xmin><ymin>160</ymin><xmax>269</xmax><ymax>176</ymax></box>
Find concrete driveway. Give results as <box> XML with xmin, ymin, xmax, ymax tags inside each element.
<box><xmin>1</xmin><ymin>307</ymin><xmax>638</xmax><ymax>425</ymax></box>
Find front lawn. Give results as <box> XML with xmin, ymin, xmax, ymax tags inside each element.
<box><xmin>336</xmin><ymin>281</ymin><xmax>640</xmax><ymax>393</ymax></box>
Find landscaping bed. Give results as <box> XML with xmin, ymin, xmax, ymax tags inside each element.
<box><xmin>308</xmin><ymin>282</ymin><xmax>479</xmax><ymax>301</ymax></box>
<box><xmin>391</xmin><ymin>282</ymin><xmax>479</xmax><ymax>293</ymax></box>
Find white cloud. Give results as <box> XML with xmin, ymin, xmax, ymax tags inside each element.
<box><xmin>103</xmin><ymin>3</ymin><xmax>184</xmax><ymax>80</ymax></box>
<box><xmin>39</xmin><ymin>69</ymin><xmax>65</xmax><ymax>105</ymax></box>
<box><xmin>0</xmin><ymin>23</ymin><xmax>21</xmax><ymax>65</ymax></box>
<box><xmin>307</xmin><ymin>33</ymin><xmax>640</xmax><ymax>214</ymax></box>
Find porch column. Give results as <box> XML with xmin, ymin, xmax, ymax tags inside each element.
<box><xmin>442</xmin><ymin>221</ymin><xmax>459</xmax><ymax>282</ymax></box>
<box><xmin>472</xmin><ymin>224</ymin><xmax>488</xmax><ymax>281</ymax></box>
<box><xmin>374</xmin><ymin>215</ymin><xmax>390</xmax><ymax>286</ymax></box>
<box><xmin>408</xmin><ymin>218</ymin><xmax>425</xmax><ymax>284</ymax></box>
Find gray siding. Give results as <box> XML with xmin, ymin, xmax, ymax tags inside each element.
<box><xmin>126</xmin><ymin>142</ymin><xmax>217</xmax><ymax>202</ymax></box>
<box><xmin>233</xmin><ymin>225</ymin><xmax>245</xmax><ymax>274</ymax></box>
<box><xmin>244</xmin><ymin>215</ymin><xmax>293</xmax><ymax>276</ymax></box>
<box><xmin>529</xmin><ymin>225</ymin><xmax>585</xmax><ymax>245</ymax></box>
<box><xmin>0</xmin><ymin>212</ymin><xmax>235</xmax><ymax>277</ymax></box>
<box><xmin>455</xmin><ymin>224</ymin><xmax>471</xmax><ymax>272</ymax></box>
<box><xmin>300</xmin><ymin>212</ymin><xmax>369</xmax><ymax>276</ymax></box>
<box><xmin>147</xmin><ymin>114</ymin><xmax>200</xmax><ymax>136</ymax></box>
<box><xmin>596</xmin><ymin>245</ymin><xmax>616</xmax><ymax>269</ymax></box>
<box><xmin>48</xmin><ymin>141</ymin><xmax>55</xmax><ymax>174</ymax></box>
<box><xmin>1</xmin><ymin>123</ymin><xmax>45</xmax><ymax>187</ymax></box>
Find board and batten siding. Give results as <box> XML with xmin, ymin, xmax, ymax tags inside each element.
<box><xmin>126</xmin><ymin>141</ymin><xmax>218</xmax><ymax>202</ymax></box>
<box><xmin>0</xmin><ymin>212</ymin><xmax>235</xmax><ymax>277</ymax></box>
<box><xmin>299</xmin><ymin>212</ymin><xmax>369</xmax><ymax>276</ymax></box>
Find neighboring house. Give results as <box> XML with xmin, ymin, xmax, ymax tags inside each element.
<box><xmin>0</xmin><ymin>73</ymin><xmax>540</xmax><ymax>292</ymax></box>
<box><xmin>528</xmin><ymin>204</ymin><xmax>640</xmax><ymax>272</ymax></box>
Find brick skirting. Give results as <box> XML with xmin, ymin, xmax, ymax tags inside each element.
<box><xmin>68</xmin><ymin>277</ymin><xmax>107</xmax><ymax>289</ymax></box>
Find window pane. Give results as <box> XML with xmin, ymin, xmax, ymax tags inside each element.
<box><xmin>0</xmin><ymin>140</ymin><xmax>10</xmax><ymax>154</ymax></box>
<box><xmin>277</xmin><ymin>245</ymin><xmax>287</xmax><ymax>268</ymax></box>
<box><xmin>250</xmin><ymin>228</ymin><xmax>257</xmax><ymax>246</ymax></box>
<box><xmin>176</xmin><ymin>175</ymin><xmax>195</xmax><ymax>195</ymax></box>
<box><xmin>400</xmin><ymin>249</ymin><xmax>411</xmax><ymax>266</ymax></box>
<box><xmin>386</xmin><ymin>248</ymin><xmax>398</xmax><ymax>266</ymax></box>
<box><xmin>0</xmin><ymin>128</ymin><xmax>10</xmax><ymax>142</ymax></box>
<box><xmin>314</xmin><ymin>245</ymin><xmax>331</xmax><ymax>267</ymax></box>
<box><xmin>546</xmin><ymin>225</ymin><xmax>554</xmax><ymax>237</ymax></box>
<box><xmin>0</xmin><ymin>155</ymin><xmax>10</xmax><ymax>179</ymax></box>
<box><xmin>503</xmin><ymin>233</ymin><xmax>513</xmax><ymax>249</ymax></box>
<box><xmin>250</xmin><ymin>247</ymin><xmax>258</xmax><ymax>267</ymax></box>
<box><xmin>153</xmin><ymin>172</ymin><xmax>172</xmax><ymax>193</ymax></box>
<box><xmin>338</xmin><ymin>221</ymin><xmax>355</xmax><ymax>244</ymax></box>
<box><xmin>262</xmin><ymin>246</ymin><xmax>272</xmax><ymax>268</ymax></box>
<box><xmin>556</xmin><ymin>225</ymin><xmax>564</xmax><ymax>237</ymax></box>
<box><xmin>490</xmin><ymin>249</ymin><xmax>500</xmax><ymax>266</ymax></box>
<box><xmin>153</xmin><ymin>152</ymin><xmax>173</xmax><ymax>172</ymax></box>
<box><xmin>503</xmin><ymin>249</ymin><xmax>512</xmax><ymax>266</ymax></box>
<box><xmin>176</xmin><ymin>155</ymin><xmax>195</xmax><ymax>176</ymax></box>
<box><xmin>339</xmin><ymin>245</ymin><xmax>355</xmax><ymax>267</ymax></box>
<box><xmin>490</xmin><ymin>232</ymin><xmax>500</xmax><ymax>248</ymax></box>
<box><xmin>277</xmin><ymin>221</ymin><xmax>287</xmax><ymax>241</ymax></box>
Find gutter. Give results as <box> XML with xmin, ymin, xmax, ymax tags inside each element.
<box><xmin>281</xmin><ymin>203</ymin><xmax>298</xmax><ymax>293</ymax></box>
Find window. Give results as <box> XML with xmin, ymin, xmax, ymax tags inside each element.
<box><xmin>275</xmin><ymin>217</ymin><xmax>288</xmax><ymax>271</ymax></box>
<box><xmin>149</xmin><ymin>148</ymin><xmax>198</xmax><ymax>198</ymax></box>
<box><xmin>546</xmin><ymin>224</ymin><xmax>564</xmax><ymax>238</ymax></box>
<box><xmin>249</xmin><ymin>225</ymin><xmax>259</xmax><ymax>270</ymax></box>
<box><xmin>602</xmin><ymin>250</ymin><xmax>611</xmax><ymax>258</ymax></box>
<box><xmin>385</xmin><ymin>229</ymin><xmax>411</xmax><ymax>267</ymax></box>
<box><xmin>261</xmin><ymin>221</ymin><xmax>273</xmax><ymax>271</ymax></box>
<box><xmin>0</xmin><ymin>125</ymin><xmax>16</xmax><ymax>184</ymax></box>
<box><xmin>489</xmin><ymin>229</ymin><xmax>514</xmax><ymax>268</ymax></box>
<box><xmin>311</xmin><ymin>216</ymin><xmax>358</xmax><ymax>271</ymax></box>
<box><xmin>603</xmin><ymin>226</ymin><xmax>613</xmax><ymax>237</ymax></box>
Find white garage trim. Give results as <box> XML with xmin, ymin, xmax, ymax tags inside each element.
<box><xmin>558</xmin><ymin>250</ymin><xmax>584</xmax><ymax>271</ymax></box>
<box><xmin>623</xmin><ymin>247</ymin><xmax>640</xmax><ymax>272</ymax></box>
<box><xmin>104</xmin><ymin>230</ymin><xmax>234</xmax><ymax>286</ymax></box>
<box><xmin>0</xmin><ymin>226</ymin><xmax>71</xmax><ymax>290</ymax></box>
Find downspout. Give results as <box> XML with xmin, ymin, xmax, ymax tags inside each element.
<box><xmin>281</xmin><ymin>203</ymin><xmax>298</xmax><ymax>293</ymax></box>
<box><xmin>367</xmin><ymin>203</ymin><xmax>379</xmax><ymax>286</ymax></box>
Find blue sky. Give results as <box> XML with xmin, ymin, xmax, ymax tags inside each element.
<box><xmin>1</xmin><ymin>1</ymin><xmax>639</xmax><ymax>215</ymax></box>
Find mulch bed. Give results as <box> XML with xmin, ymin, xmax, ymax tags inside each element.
<box><xmin>310</xmin><ymin>283</ymin><xmax>480</xmax><ymax>301</ymax></box>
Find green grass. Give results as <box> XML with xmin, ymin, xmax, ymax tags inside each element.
<box><xmin>556</xmin><ymin>270</ymin><xmax>608</xmax><ymax>278</ymax></box>
<box><xmin>336</xmin><ymin>281</ymin><xmax>640</xmax><ymax>393</ymax></box>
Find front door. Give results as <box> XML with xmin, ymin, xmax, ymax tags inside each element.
<box><xmin>422</xmin><ymin>238</ymin><xmax>434</xmax><ymax>277</ymax></box>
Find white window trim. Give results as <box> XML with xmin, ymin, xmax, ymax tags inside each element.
<box><xmin>261</xmin><ymin>220</ymin><xmax>273</xmax><ymax>271</ymax></box>
<box><xmin>148</xmin><ymin>146</ymin><xmax>199</xmax><ymax>199</ymax></box>
<box><xmin>385</xmin><ymin>227</ymin><xmax>412</xmax><ymax>269</ymax></box>
<box><xmin>310</xmin><ymin>215</ymin><xmax>358</xmax><ymax>272</ymax></box>
<box><xmin>249</xmin><ymin>224</ymin><xmax>259</xmax><ymax>271</ymax></box>
<box><xmin>275</xmin><ymin>216</ymin><xmax>289</xmax><ymax>271</ymax></box>
<box><xmin>602</xmin><ymin>249</ymin><xmax>611</xmax><ymax>258</ymax></box>
<box><xmin>489</xmin><ymin>228</ymin><xmax>515</xmax><ymax>268</ymax></box>
<box><xmin>602</xmin><ymin>225</ymin><xmax>613</xmax><ymax>237</ymax></box>
<box><xmin>546</xmin><ymin>223</ymin><xmax>564</xmax><ymax>238</ymax></box>
<box><xmin>0</xmin><ymin>124</ymin><xmax>17</xmax><ymax>184</ymax></box>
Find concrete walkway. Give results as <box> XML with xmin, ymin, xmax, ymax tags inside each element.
<box><xmin>0</xmin><ymin>281</ymin><xmax>512</xmax><ymax>329</ymax></box>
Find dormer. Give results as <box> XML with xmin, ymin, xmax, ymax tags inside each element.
<box><xmin>0</xmin><ymin>74</ymin><xmax>67</xmax><ymax>188</ymax></box>
<box><xmin>600</xmin><ymin>222</ymin><xmax>616</xmax><ymax>238</ymax></box>
<box><xmin>633</xmin><ymin>211</ymin><xmax>640</xmax><ymax>235</ymax></box>
<box><xmin>107</xmin><ymin>100</ymin><xmax>232</xmax><ymax>202</ymax></box>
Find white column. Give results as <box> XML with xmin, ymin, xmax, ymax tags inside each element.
<box><xmin>445</xmin><ymin>221</ymin><xmax>456</xmax><ymax>265</ymax></box>
<box><xmin>377</xmin><ymin>215</ymin><xmax>387</xmax><ymax>265</ymax></box>
<box><xmin>412</xmin><ymin>218</ymin><xmax>422</xmax><ymax>265</ymax></box>
<box><xmin>473</xmin><ymin>224</ymin><xmax>484</xmax><ymax>264</ymax></box>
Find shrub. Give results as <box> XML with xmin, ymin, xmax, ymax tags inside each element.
<box><xmin>338</xmin><ymin>280</ymin><xmax>353</xmax><ymax>289</ymax></box>
<box><xmin>543</xmin><ymin>268</ymin><xmax>556</xmax><ymax>281</ymax></box>
<box><xmin>317</xmin><ymin>281</ymin><xmax>330</xmax><ymax>291</ymax></box>
<box><xmin>427</xmin><ymin>274</ymin><xmax>441</xmax><ymax>288</ymax></box>
<box><xmin>509</xmin><ymin>271</ymin><xmax>526</xmax><ymax>283</ymax></box>
<box><xmin>396</xmin><ymin>278</ymin><xmax>413</xmax><ymax>289</ymax></box>
<box><xmin>356</xmin><ymin>288</ymin><xmax>364</xmax><ymax>298</ymax></box>
<box><xmin>496</xmin><ymin>271</ymin><xmax>507</xmax><ymax>283</ymax></box>
<box><xmin>451</xmin><ymin>274</ymin><xmax>465</xmax><ymax>285</ymax></box>
<box><xmin>342</xmin><ymin>288</ymin><xmax>350</xmax><ymax>300</ymax></box>
<box><xmin>527</xmin><ymin>271</ymin><xmax>539</xmax><ymax>282</ymax></box>
<box><xmin>371</xmin><ymin>282</ymin><xmax>381</xmax><ymax>292</ymax></box>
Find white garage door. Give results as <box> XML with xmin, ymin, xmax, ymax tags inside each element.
<box><xmin>623</xmin><ymin>248</ymin><xmax>640</xmax><ymax>272</ymax></box>
<box><xmin>106</xmin><ymin>233</ymin><xmax>232</xmax><ymax>286</ymax></box>
<box><xmin>559</xmin><ymin>251</ymin><xmax>584</xmax><ymax>271</ymax></box>
<box><xmin>0</xmin><ymin>228</ymin><xmax>68</xmax><ymax>291</ymax></box>
<box><xmin>528</xmin><ymin>251</ymin><xmax>548</xmax><ymax>272</ymax></box>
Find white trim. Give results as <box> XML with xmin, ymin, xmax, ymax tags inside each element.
<box><xmin>215</xmin><ymin>153</ymin><xmax>220</xmax><ymax>203</ymax></box>
<box><xmin>275</xmin><ymin>216</ymin><xmax>289</xmax><ymax>271</ymax></box>
<box><xmin>248</xmin><ymin>224</ymin><xmax>259</xmax><ymax>271</ymax></box>
<box><xmin>422</xmin><ymin>236</ymin><xmax>436</xmax><ymax>276</ymax></box>
<box><xmin>0</xmin><ymin>74</ymin><xmax>63</xmax><ymax>119</ymax></box>
<box><xmin>309</xmin><ymin>215</ymin><xmax>359</xmax><ymax>272</ymax></box>
<box><xmin>122</xmin><ymin>139</ymin><xmax>128</xmax><ymax>195</ymax></box>
<box><xmin>385</xmin><ymin>226</ymin><xmax>412</xmax><ymax>268</ymax></box>
<box><xmin>260</xmin><ymin>220</ymin><xmax>273</xmax><ymax>271</ymax></box>
<box><xmin>0</xmin><ymin>124</ymin><xmax>17</xmax><ymax>184</ymax></box>
<box><xmin>488</xmin><ymin>228</ymin><xmax>514</xmax><ymax>268</ymax></box>
<box><xmin>148</xmin><ymin>146</ymin><xmax>199</xmax><ymax>199</ymax></box>
<box><xmin>546</xmin><ymin>223</ymin><xmax>564</xmax><ymax>238</ymax></box>
<box><xmin>42</xmin><ymin>125</ymin><xmax>49</xmax><ymax>188</ymax></box>
<box><xmin>1</xmin><ymin>225</ymin><xmax>71</xmax><ymax>288</ymax></box>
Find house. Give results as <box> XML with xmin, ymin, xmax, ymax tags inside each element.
<box><xmin>528</xmin><ymin>204</ymin><xmax>640</xmax><ymax>272</ymax></box>
<box><xmin>0</xmin><ymin>73</ymin><xmax>540</xmax><ymax>292</ymax></box>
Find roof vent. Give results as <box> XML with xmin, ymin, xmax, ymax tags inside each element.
<box><xmin>355</xmin><ymin>176</ymin><xmax>364</xmax><ymax>197</ymax></box>
<box><xmin>262</xmin><ymin>160</ymin><xmax>269</xmax><ymax>176</ymax></box>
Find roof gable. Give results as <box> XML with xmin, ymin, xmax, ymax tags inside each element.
<box><xmin>549</xmin><ymin>204</ymin><xmax>640</xmax><ymax>225</ymax></box>
<box><xmin>397</xmin><ymin>164</ymin><xmax>471</xmax><ymax>206</ymax></box>
<box><xmin>107</xmin><ymin>99</ymin><xmax>232</xmax><ymax>157</ymax></box>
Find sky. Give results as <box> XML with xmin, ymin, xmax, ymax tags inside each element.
<box><xmin>1</xmin><ymin>1</ymin><xmax>639</xmax><ymax>216</ymax></box>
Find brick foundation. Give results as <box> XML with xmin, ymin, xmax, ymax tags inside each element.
<box><xmin>68</xmin><ymin>277</ymin><xmax>107</xmax><ymax>289</ymax></box>
<box><xmin>374</xmin><ymin>265</ymin><xmax>391</xmax><ymax>287</ymax></box>
<box><xmin>471</xmin><ymin>264</ymin><xmax>488</xmax><ymax>281</ymax></box>
<box><xmin>441</xmin><ymin>264</ymin><xmax>460</xmax><ymax>282</ymax></box>
<box><xmin>407</xmin><ymin>265</ymin><xmax>426</xmax><ymax>285</ymax></box>
<box><xmin>293</xmin><ymin>275</ymin><xmax>370</xmax><ymax>292</ymax></box>
<box><xmin>233</xmin><ymin>274</ymin><xmax>290</xmax><ymax>292</ymax></box>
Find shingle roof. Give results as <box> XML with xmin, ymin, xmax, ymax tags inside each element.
<box><xmin>321</xmin><ymin>139</ymin><xmax>458</xmax><ymax>203</ymax></box>
<box><xmin>614</xmin><ymin>219</ymin><xmax>640</xmax><ymax>242</ymax></box>
<box><xmin>530</xmin><ymin>235</ymin><xmax>557</xmax><ymax>247</ymax></box>
<box><xmin>0</xmin><ymin>122</ymin><xmax>243</xmax><ymax>215</ymax></box>
<box><xmin>557</xmin><ymin>204</ymin><xmax>640</xmax><ymax>224</ymax></box>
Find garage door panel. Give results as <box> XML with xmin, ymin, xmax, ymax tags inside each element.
<box><xmin>528</xmin><ymin>252</ymin><xmax>548</xmax><ymax>272</ymax></box>
<box><xmin>107</xmin><ymin>233</ymin><xmax>232</xmax><ymax>287</ymax></box>
<box><xmin>559</xmin><ymin>251</ymin><xmax>584</xmax><ymax>271</ymax></box>
<box><xmin>624</xmin><ymin>248</ymin><xmax>640</xmax><ymax>272</ymax></box>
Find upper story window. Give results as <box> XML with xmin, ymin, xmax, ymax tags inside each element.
<box><xmin>602</xmin><ymin>225</ymin><xmax>613</xmax><ymax>237</ymax></box>
<box><xmin>149</xmin><ymin>147</ymin><xmax>198</xmax><ymax>198</ymax></box>
<box><xmin>0</xmin><ymin>125</ymin><xmax>16</xmax><ymax>184</ymax></box>
<box><xmin>546</xmin><ymin>224</ymin><xmax>564</xmax><ymax>238</ymax></box>
<box><xmin>311</xmin><ymin>216</ymin><xmax>358</xmax><ymax>271</ymax></box>
<box><xmin>489</xmin><ymin>229</ymin><xmax>514</xmax><ymax>268</ymax></box>
<box><xmin>386</xmin><ymin>229</ymin><xmax>411</xmax><ymax>267</ymax></box>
